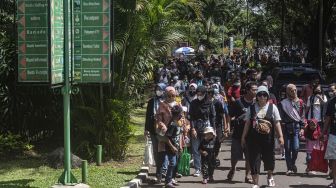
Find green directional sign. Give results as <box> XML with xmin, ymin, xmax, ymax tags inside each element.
<box><xmin>50</xmin><ymin>0</ymin><xmax>64</xmax><ymax>84</ymax></box>
<box><xmin>17</xmin><ymin>0</ymin><xmax>49</xmax><ymax>82</ymax></box>
<box><xmin>73</xmin><ymin>0</ymin><xmax>111</xmax><ymax>83</ymax></box>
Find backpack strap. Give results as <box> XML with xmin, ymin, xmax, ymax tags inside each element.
<box><xmin>250</xmin><ymin>104</ymin><xmax>256</xmax><ymax>121</ymax></box>
<box><xmin>310</xmin><ymin>95</ymin><xmax>315</xmax><ymax>119</ymax></box>
<box><xmin>265</xmin><ymin>103</ymin><xmax>274</xmax><ymax>121</ymax></box>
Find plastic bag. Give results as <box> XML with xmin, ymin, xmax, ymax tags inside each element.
<box><xmin>178</xmin><ymin>147</ymin><xmax>191</xmax><ymax>176</ymax></box>
<box><xmin>308</xmin><ymin>142</ymin><xmax>328</xmax><ymax>173</ymax></box>
<box><xmin>143</xmin><ymin>137</ymin><xmax>155</xmax><ymax>166</ymax></box>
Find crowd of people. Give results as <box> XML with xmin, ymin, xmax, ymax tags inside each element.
<box><xmin>144</xmin><ymin>50</ymin><xmax>336</xmax><ymax>188</ymax></box>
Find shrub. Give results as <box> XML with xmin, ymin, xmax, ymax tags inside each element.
<box><xmin>0</xmin><ymin>132</ymin><xmax>32</xmax><ymax>157</ymax></box>
<box><xmin>72</xmin><ymin>98</ymin><xmax>133</xmax><ymax>161</ymax></box>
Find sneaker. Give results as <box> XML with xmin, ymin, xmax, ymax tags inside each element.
<box><xmin>202</xmin><ymin>179</ymin><xmax>208</xmax><ymax>184</ymax></box>
<box><xmin>281</xmin><ymin>153</ymin><xmax>285</xmax><ymax>160</ymax></box>
<box><xmin>252</xmin><ymin>184</ymin><xmax>260</xmax><ymax>188</ymax></box>
<box><xmin>165</xmin><ymin>183</ymin><xmax>175</xmax><ymax>188</ymax></box>
<box><xmin>175</xmin><ymin>173</ymin><xmax>182</xmax><ymax>178</ymax></box>
<box><xmin>267</xmin><ymin>177</ymin><xmax>275</xmax><ymax>187</ymax></box>
<box><xmin>172</xmin><ymin>179</ymin><xmax>179</xmax><ymax>186</ymax></box>
<box><xmin>286</xmin><ymin>170</ymin><xmax>293</xmax><ymax>176</ymax></box>
<box><xmin>292</xmin><ymin>165</ymin><xmax>298</xmax><ymax>173</ymax></box>
<box><xmin>308</xmin><ymin>171</ymin><xmax>317</xmax><ymax>175</ymax></box>
<box><xmin>193</xmin><ymin>169</ymin><xmax>201</xmax><ymax>177</ymax></box>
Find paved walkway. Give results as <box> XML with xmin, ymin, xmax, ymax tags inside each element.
<box><xmin>142</xmin><ymin>139</ymin><xmax>331</xmax><ymax>188</ymax></box>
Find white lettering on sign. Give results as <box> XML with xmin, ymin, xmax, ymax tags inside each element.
<box><xmin>82</xmin><ymin>57</ymin><xmax>101</xmax><ymax>62</ymax></box>
<box><xmin>26</xmin><ymin>57</ymin><xmax>47</xmax><ymax>62</ymax></box>
<box><xmin>25</xmin><ymin>2</ymin><xmax>47</xmax><ymax>8</ymax></box>
<box><xmin>83</xmin><ymin>15</ymin><xmax>99</xmax><ymax>21</ymax></box>
<box><xmin>83</xmin><ymin>70</ymin><xmax>100</xmax><ymax>77</ymax></box>
<box><xmin>83</xmin><ymin>2</ymin><xmax>100</xmax><ymax>6</ymax></box>
<box><xmin>27</xmin><ymin>70</ymin><xmax>48</xmax><ymax>75</ymax></box>
<box><xmin>27</xmin><ymin>44</ymin><xmax>47</xmax><ymax>48</ymax></box>
<box><xmin>83</xmin><ymin>44</ymin><xmax>99</xmax><ymax>49</ymax></box>
<box><xmin>83</xmin><ymin>29</ymin><xmax>100</xmax><ymax>35</ymax></box>
<box><xmin>31</xmin><ymin>16</ymin><xmax>41</xmax><ymax>21</ymax></box>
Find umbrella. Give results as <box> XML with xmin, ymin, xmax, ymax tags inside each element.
<box><xmin>174</xmin><ymin>47</ymin><xmax>195</xmax><ymax>54</ymax></box>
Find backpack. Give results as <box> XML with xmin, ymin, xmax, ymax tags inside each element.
<box><xmin>250</xmin><ymin>103</ymin><xmax>274</xmax><ymax>135</ymax></box>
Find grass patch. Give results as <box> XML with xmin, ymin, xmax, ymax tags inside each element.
<box><xmin>0</xmin><ymin>107</ymin><xmax>146</xmax><ymax>188</ymax></box>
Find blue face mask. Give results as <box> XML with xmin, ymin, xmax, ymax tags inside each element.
<box><xmin>214</xmin><ymin>89</ymin><xmax>219</xmax><ymax>94</ymax></box>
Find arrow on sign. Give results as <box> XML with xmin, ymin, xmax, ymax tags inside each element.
<box><xmin>18</xmin><ymin>2</ymin><xmax>25</xmax><ymax>13</ymax></box>
<box><xmin>102</xmin><ymin>29</ymin><xmax>108</xmax><ymax>40</ymax></box>
<box><xmin>20</xmin><ymin>30</ymin><xmax>26</xmax><ymax>40</ymax></box>
<box><xmin>103</xmin><ymin>14</ymin><xmax>108</xmax><ymax>25</ymax></box>
<box><xmin>20</xmin><ymin>57</ymin><xmax>27</xmax><ymax>67</ymax></box>
<box><xmin>19</xmin><ymin>16</ymin><xmax>25</xmax><ymax>27</ymax></box>
<box><xmin>20</xmin><ymin>70</ymin><xmax>27</xmax><ymax>80</ymax></box>
<box><xmin>103</xmin><ymin>42</ymin><xmax>109</xmax><ymax>53</ymax></box>
<box><xmin>19</xmin><ymin>43</ymin><xmax>26</xmax><ymax>53</ymax></box>
<box><xmin>103</xmin><ymin>0</ymin><xmax>108</xmax><ymax>11</ymax></box>
<box><xmin>102</xmin><ymin>56</ymin><xmax>108</xmax><ymax>68</ymax></box>
<box><xmin>102</xmin><ymin>69</ymin><xmax>107</xmax><ymax>81</ymax></box>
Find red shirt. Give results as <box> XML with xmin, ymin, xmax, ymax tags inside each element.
<box><xmin>228</xmin><ymin>86</ymin><xmax>241</xmax><ymax>100</ymax></box>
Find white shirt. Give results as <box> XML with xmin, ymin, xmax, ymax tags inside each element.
<box><xmin>244</xmin><ymin>103</ymin><xmax>282</xmax><ymax>124</ymax></box>
<box><xmin>307</xmin><ymin>95</ymin><xmax>327</xmax><ymax>122</ymax></box>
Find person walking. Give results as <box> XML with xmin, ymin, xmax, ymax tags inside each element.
<box><xmin>199</xmin><ymin>127</ymin><xmax>217</xmax><ymax>184</ymax></box>
<box><xmin>189</xmin><ymin>86</ymin><xmax>216</xmax><ymax>177</ymax></box>
<box><xmin>241</xmin><ymin>86</ymin><xmax>284</xmax><ymax>188</ymax></box>
<box><xmin>321</xmin><ymin>96</ymin><xmax>336</xmax><ymax>188</ymax></box>
<box><xmin>228</xmin><ymin>81</ymin><xmax>258</xmax><ymax>183</ymax></box>
<box><xmin>279</xmin><ymin>84</ymin><xmax>305</xmax><ymax>175</ymax></box>
<box><xmin>144</xmin><ymin>83</ymin><xmax>166</xmax><ymax>180</ymax></box>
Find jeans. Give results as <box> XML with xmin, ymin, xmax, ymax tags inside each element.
<box><xmin>191</xmin><ymin>136</ymin><xmax>201</xmax><ymax>171</ymax></box>
<box><xmin>165</xmin><ymin>152</ymin><xmax>177</xmax><ymax>184</ymax></box>
<box><xmin>284</xmin><ymin>123</ymin><xmax>300</xmax><ymax>171</ymax></box>
<box><xmin>156</xmin><ymin>152</ymin><xmax>168</xmax><ymax>178</ymax></box>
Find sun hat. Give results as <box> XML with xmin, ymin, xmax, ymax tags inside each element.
<box><xmin>256</xmin><ymin>86</ymin><xmax>269</xmax><ymax>97</ymax></box>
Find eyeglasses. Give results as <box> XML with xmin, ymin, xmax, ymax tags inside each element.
<box><xmin>257</xmin><ymin>92</ymin><xmax>268</xmax><ymax>97</ymax></box>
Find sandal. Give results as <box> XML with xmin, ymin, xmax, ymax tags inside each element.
<box><xmin>245</xmin><ymin>177</ymin><xmax>253</xmax><ymax>184</ymax></box>
<box><xmin>227</xmin><ymin>169</ymin><xmax>235</xmax><ymax>181</ymax></box>
<box><xmin>267</xmin><ymin>177</ymin><xmax>275</xmax><ymax>187</ymax></box>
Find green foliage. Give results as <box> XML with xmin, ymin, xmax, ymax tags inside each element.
<box><xmin>0</xmin><ymin>132</ymin><xmax>32</xmax><ymax>157</ymax></box>
<box><xmin>72</xmin><ymin>96</ymin><xmax>133</xmax><ymax>161</ymax></box>
<box><xmin>104</xmin><ymin>100</ymin><xmax>133</xmax><ymax>160</ymax></box>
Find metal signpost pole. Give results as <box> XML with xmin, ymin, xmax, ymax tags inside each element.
<box><xmin>59</xmin><ymin>0</ymin><xmax>77</xmax><ymax>184</ymax></box>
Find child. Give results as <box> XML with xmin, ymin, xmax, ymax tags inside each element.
<box><xmin>165</xmin><ymin>105</ymin><xmax>183</xmax><ymax>188</ymax></box>
<box><xmin>304</xmin><ymin>118</ymin><xmax>321</xmax><ymax>175</ymax></box>
<box><xmin>199</xmin><ymin>126</ymin><xmax>216</xmax><ymax>184</ymax></box>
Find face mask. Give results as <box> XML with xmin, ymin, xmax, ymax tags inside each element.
<box><xmin>197</xmin><ymin>95</ymin><xmax>205</xmax><ymax>101</ymax></box>
<box><xmin>214</xmin><ymin>89</ymin><xmax>219</xmax><ymax>94</ymax></box>
<box><xmin>168</xmin><ymin>101</ymin><xmax>176</xmax><ymax>107</ymax></box>
<box><xmin>189</xmin><ymin>90</ymin><xmax>196</xmax><ymax>96</ymax></box>
<box><xmin>156</xmin><ymin>90</ymin><xmax>163</xmax><ymax>97</ymax></box>
<box><xmin>329</xmin><ymin>92</ymin><xmax>334</xmax><ymax>97</ymax></box>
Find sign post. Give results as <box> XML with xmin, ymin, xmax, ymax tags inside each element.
<box><xmin>58</xmin><ymin>0</ymin><xmax>77</xmax><ymax>184</ymax></box>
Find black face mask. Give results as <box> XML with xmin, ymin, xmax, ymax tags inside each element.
<box><xmin>189</xmin><ymin>90</ymin><xmax>196</xmax><ymax>96</ymax></box>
